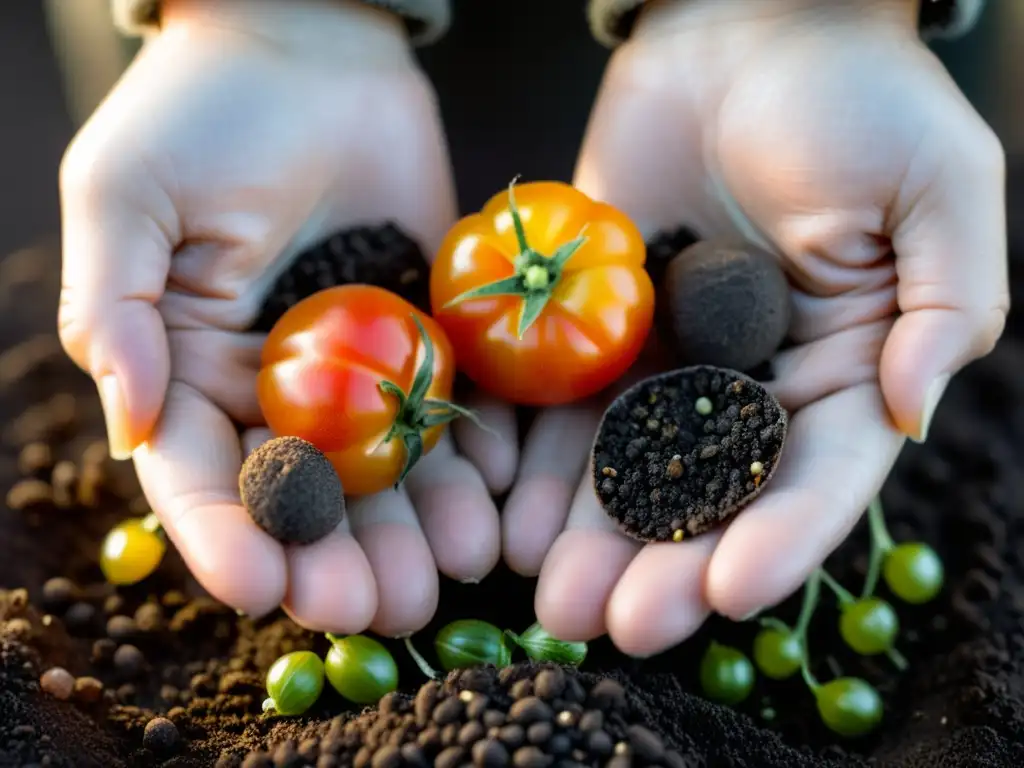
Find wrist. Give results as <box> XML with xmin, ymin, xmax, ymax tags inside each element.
<box><xmin>635</xmin><ymin>0</ymin><xmax>921</xmax><ymax>40</ymax></box>
<box><xmin>161</xmin><ymin>0</ymin><xmax>414</xmax><ymax>68</ymax></box>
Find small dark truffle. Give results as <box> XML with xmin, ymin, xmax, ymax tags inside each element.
<box><xmin>239</xmin><ymin>436</ymin><xmax>345</xmax><ymax>545</ymax></box>
<box><xmin>659</xmin><ymin>239</ymin><xmax>791</xmax><ymax>371</ymax></box>
<box><xmin>592</xmin><ymin>366</ymin><xmax>787</xmax><ymax>541</ymax></box>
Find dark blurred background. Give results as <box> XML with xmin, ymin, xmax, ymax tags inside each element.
<box><xmin>0</xmin><ymin>0</ymin><xmax>1020</xmax><ymax>263</ymax></box>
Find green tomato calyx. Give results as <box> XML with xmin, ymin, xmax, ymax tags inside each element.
<box><xmin>505</xmin><ymin>622</ymin><xmax>587</xmax><ymax>667</ymax></box>
<box><xmin>377</xmin><ymin>314</ymin><xmax>482</xmax><ymax>488</ymax></box>
<box><xmin>442</xmin><ymin>177</ymin><xmax>589</xmax><ymax>339</ymax></box>
<box><xmin>436</xmin><ymin>619</ymin><xmax>512</xmax><ymax>671</ymax></box>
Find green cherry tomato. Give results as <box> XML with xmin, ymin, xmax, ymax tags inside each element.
<box><xmin>815</xmin><ymin>677</ymin><xmax>883</xmax><ymax>737</ymax></box>
<box><xmin>264</xmin><ymin>651</ymin><xmax>325</xmax><ymax>716</ymax></box>
<box><xmin>839</xmin><ymin>597</ymin><xmax>899</xmax><ymax>655</ymax></box>
<box><xmin>699</xmin><ymin>642</ymin><xmax>755</xmax><ymax>706</ymax></box>
<box><xmin>752</xmin><ymin>628</ymin><xmax>803</xmax><ymax>680</ymax></box>
<box><xmin>507</xmin><ymin>622</ymin><xmax>587</xmax><ymax>667</ymax></box>
<box><xmin>435</xmin><ymin>620</ymin><xmax>512</xmax><ymax>671</ymax></box>
<box><xmin>325</xmin><ymin>635</ymin><xmax>398</xmax><ymax>705</ymax></box>
<box><xmin>883</xmin><ymin>542</ymin><xmax>944</xmax><ymax>604</ymax></box>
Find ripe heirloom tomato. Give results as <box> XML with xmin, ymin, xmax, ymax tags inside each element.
<box><xmin>430</xmin><ymin>180</ymin><xmax>655</xmax><ymax>406</ymax></box>
<box><xmin>257</xmin><ymin>285</ymin><xmax>466</xmax><ymax>497</ymax></box>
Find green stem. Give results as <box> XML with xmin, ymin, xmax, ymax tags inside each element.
<box><xmin>403</xmin><ymin>636</ymin><xmax>440</xmax><ymax>680</ymax></box>
<box><xmin>886</xmin><ymin>646</ymin><xmax>909</xmax><ymax>671</ymax></box>
<box><xmin>141</xmin><ymin>512</ymin><xmax>163</xmax><ymax>535</ymax></box>
<box><xmin>793</xmin><ymin>570</ymin><xmax>823</xmax><ymax>639</ymax></box>
<box><xmin>442</xmin><ymin>178</ymin><xmax>588</xmax><ymax>339</ymax></box>
<box><xmin>819</xmin><ymin>569</ymin><xmax>856</xmax><ymax>607</ymax></box>
<box><xmin>377</xmin><ymin>314</ymin><xmax>480</xmax><ymax>488</ymax></box>
<box><xmin>325</xmin><ymin>633</ymin><xmax>344</xmax><ymax>645</ymax></box>
<box><xmin>800</xmin><ymin>654</ymin><xmax>821</xmax><ymax>693</ymax></box>
<box><xmin>862</xmin><ymin>497</ymin><xmax>896</xmax><ymax>598</ymax></box>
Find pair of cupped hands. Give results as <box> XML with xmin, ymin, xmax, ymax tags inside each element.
<box><xmin>57</xmin><ymin>0</ymin><xmax>1007</xmax><ymax>657</ymax></box>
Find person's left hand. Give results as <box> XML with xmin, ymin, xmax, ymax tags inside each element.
<box><xmin>497</xmin><ymin>0</ymin><xmax>1008</xmax><ymax>657</ymax></box>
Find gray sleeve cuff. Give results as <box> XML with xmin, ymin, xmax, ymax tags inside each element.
<box><xmin>587</xmin><ymin>0</ymin><xmax>988</xmax><ymax>48</ymax></box>
<box><xmin>111</xmin><ymin>0</ymin><xmax>451</xmax><ymax>46</ymax></box>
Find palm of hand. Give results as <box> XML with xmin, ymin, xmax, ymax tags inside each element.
<box><xmin>483</xmin><ymin>13</ymin><xmax>1005</xmax><ymax>656</ymax></box>
<box><xmin>60</xmin><ymin>24</ymin><xmax>505</xmax><ymax>636</ymax></box>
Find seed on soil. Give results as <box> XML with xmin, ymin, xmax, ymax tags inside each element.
<box><xmin>113</xmin><ymin>644</ymin><xmax>146</xmax><ymax>678</ymax></box>
<box><xmin>143</xmin><ymin>717</ymin><xmax>180</xmax><ymax>754</ymax></box>
<box><xmin>73</xmin><ymin>676</ymin><xmax>104</xmax><ymax>703</ymax></box>
<box><xmin>106</xmin><ymin>614</ymin><xmax>137</xmax><ymax>641</ymax></box>
<box><xmin>17</xmin><ymin>441</ymin><xmax>52</xmax><ymax>475</ymax></box>
<box><xmin>40</xmin><ymin>667</ymin><xmax>75</xmax><ymax>700</ymax></box>
<box><xmin>5</xmin><ymin>478</ymin><xmax>53</xmax><ymax>510</ymax></box>
<box><xmin>65</xmin><ymin>601</ymin><xmax>96</xmax><ymax>630</ymax></box>
<box><xmin>239</xmin><ymin>436</ymin><xmax>345</xmax><ymax>545</ymax></box>
<box><xmin>41</xmin><ymin>576</ymin><xmax>79</xmax><ymax>606</ymax></box>
<box><xmin>592</xmin><ymin>366</ymin><xmax>788</xmax><ymax>541</ymax></box>
<box><xmin>658</xmin><ymin>239</ymin><xmax>791</xmax><ymax>372</ymax></box>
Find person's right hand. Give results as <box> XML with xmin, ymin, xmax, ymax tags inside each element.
<box><xmin>58</xmin><ymin>0</ymin><xmax>502</xmax><ymax>636</ymax></box>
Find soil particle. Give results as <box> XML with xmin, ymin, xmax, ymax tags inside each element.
<box><xmin>658</xmin><ymin>239</ymin><xmax>791</xmax><ymax>372</ymax></box>
<box><xmin>250</xmin><ymin>223</ymin><xmax>431</xmax><ymax>333</ymax></box>
<box><xmin>240</xmin><ymin>436</ymin><xmax>346</xmax><ymax>546</ymax></box>
<box><xmin>593</xmin><ymin>366</ymin><xmax>787</xmax><ymax>541</ymax></box>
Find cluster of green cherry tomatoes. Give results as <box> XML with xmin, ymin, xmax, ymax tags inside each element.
<box><xmin>264</xmin><ymin>619</ymin><xmax>587</xmax><ymax>716</ymax></box>
<box><xmin>96</xmin><ymin>499</ymin><xmax>943</xmax><ymax>738</ymax></box>
<box><xmin>697</xmin><ymin>499</ymin><xmax>944</xmax><ymax>737</ymax></box>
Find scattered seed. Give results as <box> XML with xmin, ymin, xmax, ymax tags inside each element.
<box><xmin>40</xmin><ymin>667</ymin><xmax>75</xmax><ymax>700</ymax></box>
<box><xmin>695</xmin><ymin>397</ymin><xmax>713</xmax><ymax>415</ymax></box>
<box><xmin>143</xmin><ymin>717</ymin><xmax>180</xmax><ymax>754</ymax></box>
<box><xmin>750</xmin><ymin>461</ymin><xmax>764</xmax><ymax>476</ymax></box>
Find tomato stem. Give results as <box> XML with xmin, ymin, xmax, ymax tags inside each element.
<box><xmin>441</xmin><ymin>178</ymin><xmax>589</xmax><ymax>339</ymax></box>
<box><xmin>377</xmin><ymin>314</ymin><xmax>480</xmax><ymax>488</ymax></box>
<box><xmin>862</xmin><ymin>497</ymin><xmax>895</xmax><ymax>598</ymax></box>
<box><xmin>403</xmin><ymin>635</ymin><xmax>440</xmax><ymax>680</ymax></box>
<box><xmin>819</xmin><ymin>568</ymin><xmax>856</xmax><ymax>607</ymax></box>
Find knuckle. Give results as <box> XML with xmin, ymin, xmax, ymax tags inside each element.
<box><xmin>972</xmin><ymin>303</ymin><xmax>1008</xmax><ymax>357</ymax></box>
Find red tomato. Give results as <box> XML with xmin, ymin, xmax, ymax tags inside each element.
<box><xmin>257</xmin><ymin>285</ymin><xmax>459</xmax><ymax>497</ymax></box>
<box><xmin>429</xmin><ymin>181</ymin><xmax>654</xmax><ymax>406</ymax></box>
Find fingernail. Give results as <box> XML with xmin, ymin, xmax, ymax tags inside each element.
<box><xmin>97</xmin><ymin>375</ymin><xmax>133</xmax><ymax>460</ymax></box>
<box><xmin>913</xmin><ymin>374</ymin><xmax>950</xmax><ymax>444</ymax></box>
<box><xmin>460</xmin><ymin>577</ymin><xmax>481</xmax><ymax>585</ymax></box>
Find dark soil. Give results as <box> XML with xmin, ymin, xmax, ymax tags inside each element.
<box><xmin>250</xmin><ymin>223</ymin><xmax>431</xmax><ymax>334</ymax></box>
<box><xmin>658</xmin><ymin>240</ymin><xmax>791</xmax><ymax>372</ymax></box>
<box><xmin>2</xmin><ymin>184</ymin><xmax>1024</xmax><ymax>767</ymax></box>
<box><xmin>239</xmin><ymin>437</ymin><xmax>346</xmax><ymax>546</ymax></box>
<box><xmin>592</xmin><ymin>367</ymin><xmax>787</xmax><ymax>542</ymax></box>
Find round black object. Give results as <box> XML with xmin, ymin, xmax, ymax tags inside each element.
<box><xmin>592</xmin><ymin>366</ymin><xmax>787</xmax><ymax>542</ymax></box>
<box><xmin>239</xmin><ymin>437</ymin><xmax>345</xmax><ymax>545</ymax></box>
<box><xmin>660</xmin><ymin>239</ymin><xmax>791</xmax><ymax>371</ymax></box>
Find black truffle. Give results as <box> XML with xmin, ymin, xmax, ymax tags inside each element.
<box><xmin>659</xmin><ymin>239</ymin><xmax>791</xmax><ymax>372</ymax></box>
<box><xmin>239</xmin><ymin>437</ymin><xmax>345</xmax><ymax>545</ymax></box>
<box><xmin>251</xmin><ymin>223</ymin><xmax>429</xmax><ymax>333</ymax></box>
<box><xmin>592</xmin><ymin>366</ymin><xmax>787</xmax><ymax>542</ymax></box>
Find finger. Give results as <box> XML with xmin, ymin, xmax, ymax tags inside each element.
<box><xmin>535</xmin><ymin>473</ymin><xmax>641</xmax><ymax>642</ymax></box>
<box><xmin>705</xmin><ymin>383</ymin><xmax>904</xmax><ymax>619</ymax></box>
<box><xmin>451</xmin><ymin>388</ymin><xmax>518</xmax><ymax>494</ymax></box>
<box><xmin>348</xmin><ymin>486</ymin><xmax>439</xmax><ymax>638</ymax></box>
<box><xmin>767</xmin><ymin>319</ymin><xmax>892</xmax><ymax>412</ymax></box>
<box><xmin>606</xmin><ymin>532</ymin><xmax>721</xmax><ymax>657</ymax></box>
<box><xmin>132</xmin><ymin>381</ymin><xmax>287</xmax><ymax>616</ymax></box>
<box><xmin>58</xmin><ymin>150</ymin><xmax>173</xmax><ymax>459</ymax></box>
<box><xmin>404</xmin><ymin>434</ymin><xmax>501</xmax><ymax>583</ymax></box>
<box><xmin>241</xmin><ymin>427</ymin><xmax>272</xmax><ymax>460</ymax></box>
<box><xmin>283</xmin><ymin>515</ymin><xmax>377</xmax><ymax>635</ymax></box>
<box><xmin>883</xmin><ymin>122</ymin><xmax>1008</xmax><ymax>442</ymax></box>
<box><xmin>788</xmin><ymin>282</ymin><xmax>896</xmax><ymax>344</ymax></box>
<box><xmin>169</xmin><ymin>329</ymin><xmax>264</xmax><ymax>426</ymax></box>
<box><xmin>503</xmin><ymin>404</ymin><xmax>602</xmax><ymax>576</ymax></box>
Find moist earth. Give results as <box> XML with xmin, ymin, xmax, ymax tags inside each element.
<box><xmin>2</xmin><ymin>190</ymin><xmax>1024</xmax><ymax>767</ymax></box>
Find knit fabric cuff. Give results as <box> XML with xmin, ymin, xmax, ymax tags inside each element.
<box><xmin>111</xmin><ymin>0</ymin><xmax>451</xmax><ymax>46</ymax></box>
<box><xmin>587</xmin><ymin>0</ymin><xmax>987</xmax><ymax>48</ymax></box>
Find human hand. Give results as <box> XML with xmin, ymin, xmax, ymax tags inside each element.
<box><xmin>58</xmin><ymin>0</ymin><xmax>501</xmax><ymax>636</ymax></box>
<box><xmin>507</xmin><ymin>0</ymin><xmax>1008</xmax><ymax>656</ymax></box>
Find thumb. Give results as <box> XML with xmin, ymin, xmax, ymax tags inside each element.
<box><xmin>58</xmin><ymin>149</ymin><xmax>173</xmax><ymax>459</ymax></box>
<box><xmin>881</xmin><ymin>128</ymin><xmax>1009</xmax><ymax>443</ymax></box>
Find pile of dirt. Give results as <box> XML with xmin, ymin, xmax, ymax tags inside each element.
<box><xmin>1</xmin><ymin>203</ymin><xmax>1023</xmax><ymax>767</ymax></box>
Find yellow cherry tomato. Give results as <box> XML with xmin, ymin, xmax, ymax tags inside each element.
<box><xmin>100</xmin><ymin>515</ymin><xmax>166</xmax><ymax>586</ymax></box>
